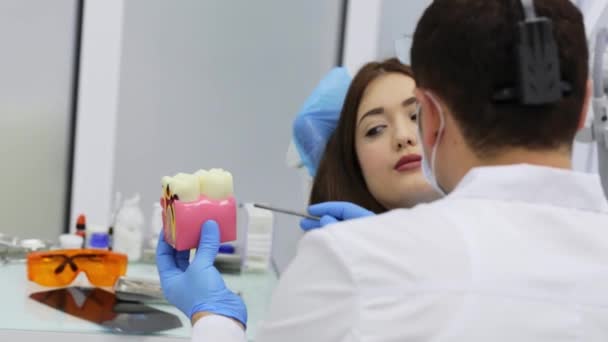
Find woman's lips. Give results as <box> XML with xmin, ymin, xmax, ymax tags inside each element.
<box><xmin>394</xmin><ymin>154</ymin><xmax>422</xmax><ymax>172</ymax></box>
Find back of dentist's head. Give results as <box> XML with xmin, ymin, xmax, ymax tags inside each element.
<box><xmin>410</xmin><ymin>0</ymin><xmax>590</xmax><ymax>191</ymax></box>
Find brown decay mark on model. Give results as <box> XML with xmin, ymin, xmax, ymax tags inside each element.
<box><xmin>163</xmin><ymin>185</ymin><xmax>179</xmax><ymax>243</ymax></box>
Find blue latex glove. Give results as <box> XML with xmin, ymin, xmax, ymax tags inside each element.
<box><xmin>300</xmin><ymin>201</ymin><xmax>374</xmax><ymax>231</ymax></box>
<box><xmin>156</xmin><ymin>220</ymin><xmax>247</xmax><ymax>326</ymax></box>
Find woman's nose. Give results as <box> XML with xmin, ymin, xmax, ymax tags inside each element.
<box><xmin>395</xmin><ymin>130</ymin><xmax>417</xmax><ymax>150</ymax></box>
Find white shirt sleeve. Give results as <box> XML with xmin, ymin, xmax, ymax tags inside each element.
<box><xmin>254</xmin><ymin>229</ymin><xmax>358</xmax><ymax>342</ymax></box>
<box><xmin>191</xmin><ymin>314</ymin><xmax>247</xmax><ymax>342</ymax></box>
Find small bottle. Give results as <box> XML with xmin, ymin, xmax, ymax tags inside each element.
<box><xmin>59</xmin><ymin>234</ymin><xmax>84</xmax><ymax>250</ymax></box>
<box><xmin>140</xmin><ymin>202</ymin><xmax>163</xmax><ymax>264</ymax></box>
<box><xmin>89</xmin><ymin>232</ymin><xmax>109</xmax><ymax>250</ymax></box>
<box><xmin>75</xmin><ymin>214</ymin><xmax>87</xmax><ymax>248</ymax></box>
<box><xmin>149</xmin><ymin>202</ymin><xmax>163</xmax><ymax>249</ymax></box>
<box><xmin>113</xmin><ymin>194</ymin><xmax>145</xmax><ymax>261</ymax></box>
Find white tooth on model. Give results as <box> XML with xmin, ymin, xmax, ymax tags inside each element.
<box><xmin>197</xmin><ymin>168</ymin><xmax>234</xmax><ymax>199</ymax></box>
<box><xmin>194</xmin><ymin>169</ymin><xmax>209</xmax><ymax>196</ymax></box>
<box><xmin>166</xmin><ymin>173</ymin><xmax>200</xmax><ymax>202</ymax></box>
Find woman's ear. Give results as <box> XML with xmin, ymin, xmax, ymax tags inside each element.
<box><xmin>414</xmin><ymin>88</ymin><xmax>441</xmax><ymax>147</ymax></box>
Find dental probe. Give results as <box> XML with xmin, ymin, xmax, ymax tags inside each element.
<box><xmin>252</xmin><ymin>203</ymin><xmax>320</xmax><ymax>220</ymax></box>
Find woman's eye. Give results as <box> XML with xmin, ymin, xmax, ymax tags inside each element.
<box><xmin>410</xmin><ymin>112</ymin><xmax>418</xmax><ymax>122</ymax></box>
<box><xmin>366</xmin><ymin>126</ymin><xmax>386</xmax><ymax>137</ymax></box>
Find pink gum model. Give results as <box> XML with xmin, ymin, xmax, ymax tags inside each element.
<box><xmin>161</xmin><ymin>195</ymin><xmax>237</xmax><ymax>251</ymax></box>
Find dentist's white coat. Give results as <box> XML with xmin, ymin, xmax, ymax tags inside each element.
<box><xmin>193</xmin><ymin>165</ymin><xmax>608</xmax><ymax>341</ymax></box>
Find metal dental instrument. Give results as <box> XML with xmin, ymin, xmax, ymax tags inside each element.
<box><xmin>253</xmin><ymin>203</ymin><xmax>320</xmax><ymax>220</ymax></box>
<box><xmin>113</xmin><ymin>276</ymin><xmax>168</xmax><ymax>304</ymax></box>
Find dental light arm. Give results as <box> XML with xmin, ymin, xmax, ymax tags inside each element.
<box><xmin>592</xmin><ymin>28</ymin><xmax>608</xmax><ymax>199</ymax></box>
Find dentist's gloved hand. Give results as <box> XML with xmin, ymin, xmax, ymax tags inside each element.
<box><xmin>156</xmin><ymin>220</ymin><xmax>247</xmax><ymax>327</ymax></box>
<box><xmin>300</xmin><ymin>201</ymin><xmax>374</xmax><ymax>231</ymax></box>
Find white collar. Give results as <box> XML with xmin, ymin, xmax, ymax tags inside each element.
<box><xmin>449</xmin><ymin>164</ymin><xmax>608</xmax><ymax>213</ymax></box>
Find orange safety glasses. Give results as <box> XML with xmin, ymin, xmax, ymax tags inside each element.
<box><xmin>27</xmin><ymin>249</ymin><xmax>127</xmax><ymax>287</ymax></box>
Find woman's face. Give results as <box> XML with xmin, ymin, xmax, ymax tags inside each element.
<box><xmin>355</xmin><ymin>72</ymin><xmax>437</xmax><ymax>209</ymax></box>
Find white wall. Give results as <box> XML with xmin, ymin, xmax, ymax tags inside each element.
<box><xmin>110</xmin><ymin>0</ymin><xmax>342</xmax><ymax>272</ymax></box>
<box><xmin>580</xmin><ymin>0</ymin><xmax>608</xmax><ymax>38</ymax></box>
<box><xmin>342</xmin><ymin>0</ymin><xmax>382</xmax><ymax>74</ymax></box>
<box><xmin>376</xmin><ymin>0</ymin><xmax>432</xmax><ymax>62</ymax></box>
<box><xmin>70</xmin><ymin>0</ymin><xmax>124</xmax><ymax>232</ymax></box>
<box><xmin>342</xmin><ymin>0</ymin><xmax>431</xmax><ymax>71</ymax></box>
<box><xmin>0</xmin><ymin>0</ymin><xmax>79</xmax><ymax>241</ymax></box>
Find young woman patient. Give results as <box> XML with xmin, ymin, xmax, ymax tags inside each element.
<box><xmin>302</xmin><ymin>58</ymin><xmax>438</xmax><ymax>229</ymax></box>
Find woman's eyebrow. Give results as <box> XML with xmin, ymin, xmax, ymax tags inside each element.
<box><xmin>402</xmin><ymin>97</ymin><xmax>417</xmax><ymax>107</ymax></box>
<box><xmin>358</xmin><ymin>107</ymin><xmax>384</xmax><ymax>126</ymax></box>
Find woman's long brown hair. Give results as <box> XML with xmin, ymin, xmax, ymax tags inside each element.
<box><xmin>309</xmin><ymin>58</ymin><xmax>414</xmax><ymax>213</ymax></box>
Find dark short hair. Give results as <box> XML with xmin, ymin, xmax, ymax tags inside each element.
<box><xmin>310</xmin><ymin>58</ymin><xmax>413</xmax><ymax>213</ymax></box>
<box><xmin>411</xmin><ymin>0</ymin><xmax>588</xmax><ymax>156</ymax></box>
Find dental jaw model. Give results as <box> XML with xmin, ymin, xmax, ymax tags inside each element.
<box><xmin>161</xmin><ymin>169</ymin><xmax>237</xmax><ymax>251</ymax></box>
